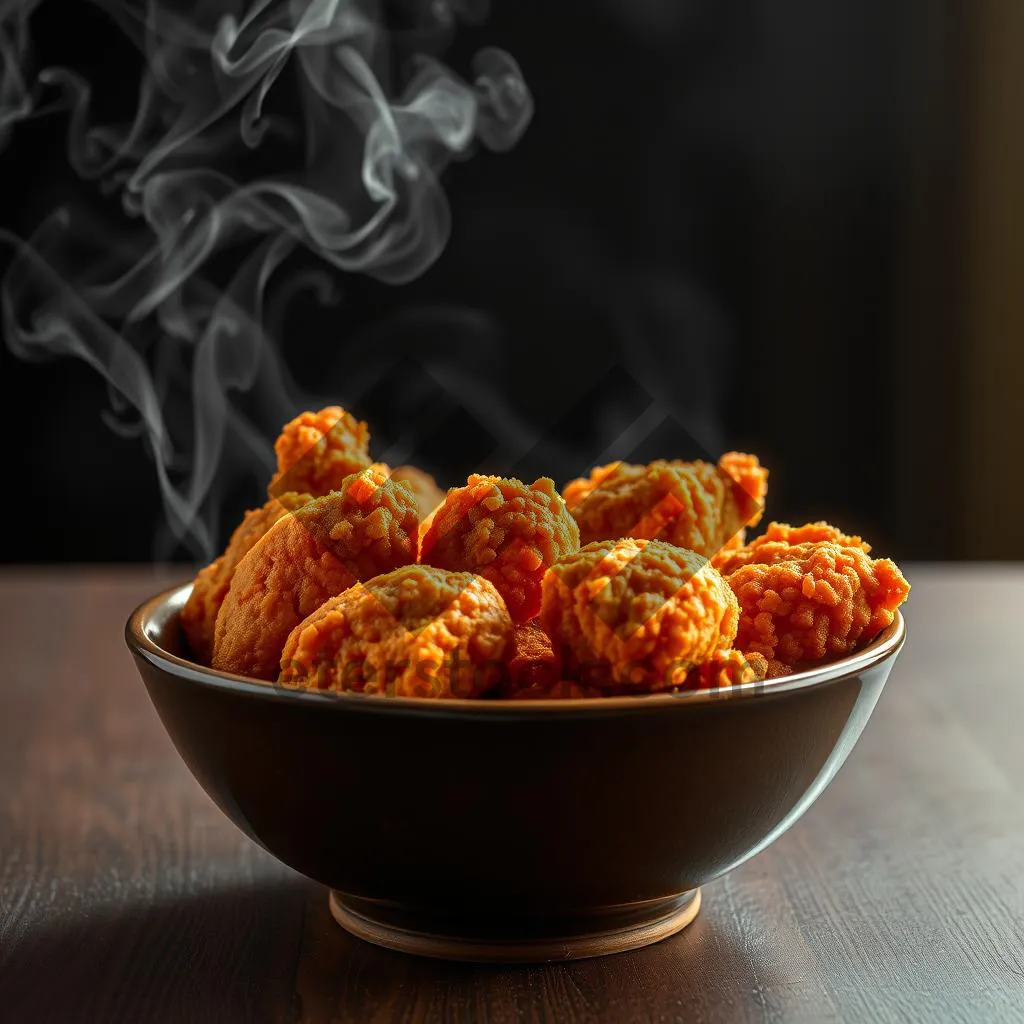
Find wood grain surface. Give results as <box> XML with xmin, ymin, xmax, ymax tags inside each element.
<box><xmin>0</xmin><ymin>566</ymin><xmax>1022</xmax><ymax>1023</ymax></box>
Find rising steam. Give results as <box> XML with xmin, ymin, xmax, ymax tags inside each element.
<box><xmin>0</xmin><ymin>0</ymin><xmax>532</xmax><ymax>557</ymax></box>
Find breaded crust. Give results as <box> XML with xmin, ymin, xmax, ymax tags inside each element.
<box><xmin>420</xmin><ymin>474</ymin><xmax>580</xmax><ymax>623</ymax></box>
<box><xmin>388</xmin><ymin>464</ymin><xmax>445</xmax><ymax>522</ymax></box>
<box><xmin>269</xmin><ymin>406</ymin><xmax>371</xmax><ymax>498</ymax></box>
<box><xmin>279</xmin><ymin>565</ymin><xmax>513</xmax><ymax>698</ymax></box>
<box><xmin>712</xmin><ymin>520</ymin><xmax>870</xmax><ymax>575</ymax></box>
<box><xmin>213</xmin><ymin>466</ymin><xmax>419</xmax><ymax>679</ymax></box>
<box><xmin>539</xmin><ymin>538</ymin><xmax>739</xmax><ymax>691</ymax></box>
<box><xmin>681</xmin><ymin>648</ymin><xmax>769</xmax><ymax>690</ymax></box>
<box><xmin>727</xmin><ymin>541</ymin><xmax>910</xmax><ymax>665</ymax></box>
<box><xmin>181</xmin><ymin>491</ymin><xmax>313</xmax><ymax>664</ymax></box>
<box><xmin>501</xmin><ymin>623</ymin><xmax>562</xmax><ymax>695</ymax></box>
<box><xmin>563</xmin><ymin>453</ymin><xmax>768</xmax><ymax>559</ymax></box>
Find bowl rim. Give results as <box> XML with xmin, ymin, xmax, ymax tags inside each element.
<box><xmin>126</xmin><ymin>580</ymin><xmax>906</xmax><ymax>716</ymax></box>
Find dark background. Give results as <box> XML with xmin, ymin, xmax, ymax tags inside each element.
<box><xmin>1</xmin><ymin>0</ymin><xmax>1016</xmax><ymax>563</ymax></box>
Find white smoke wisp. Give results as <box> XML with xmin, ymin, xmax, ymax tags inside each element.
<box><xmin>0</xmin><ymin>0</ymin><xmax>533</xmax><ymax>558</ymax></box>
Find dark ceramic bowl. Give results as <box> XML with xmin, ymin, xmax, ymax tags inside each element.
<box><xmin>127</xmin><ymin>582</ymin><xmax>905</xmax><ymax>962</ymax></box>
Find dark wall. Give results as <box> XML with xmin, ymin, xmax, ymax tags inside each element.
<box><xmin>0</xmin><ymin>0</ymin><xmax>967</xmax><ymax>562</ymax></box>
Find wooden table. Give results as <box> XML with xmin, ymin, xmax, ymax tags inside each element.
<box><xmin>1</xmin><ymin>566</ymin><xmax>1021</xmax><ymax>1023</ymax></box>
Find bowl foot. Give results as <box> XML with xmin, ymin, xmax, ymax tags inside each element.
<box><xmin>328</xmin><ymin>888</ymin><xmax>701</xmax><ymax>962</ymax></box>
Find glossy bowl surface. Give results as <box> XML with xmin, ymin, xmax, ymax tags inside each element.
<box><xmin>127</xmin><ymin>582</ymin><xmax>905</xmax><ymax>961</ymax></box>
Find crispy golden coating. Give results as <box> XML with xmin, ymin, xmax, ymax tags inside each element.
<box><xmin>718</xmin><ymin>452</ymin><xmax>769</xmax><ymax>530</ymax></box>
<box><xmin>712</xmin><ymin>520</ymin><xmax>870</xmax><ymax>575</ymax></box>
<box><xmin>279</xmin><ymin>565</ymin><xmax>513</xmax><ymax>698</ymax></box>
<box><xmin>213</xmin><ymin>466</ymin><xmax>419</xmax><ymax>680</ymax></box>
<box><xmin>269</xmin><ymin>406</ymin><xmax>371</xmax><ymax>498</ymax></box>
<box><xmin>761</xmin><ymin>520</ymin><xmax>870</xmax><ymax>550</ymax></box>
<box><xmin>539</xmin><ymin>538</ymin><xmax>739</xmax><ymax>691</ymax></box>
<box><xmin>508</xmin><ymin>645</ymin><xmax>780</xmax><ymax>698</ymax></box>
<box><xmin>420</xmin><ymin>474</ymin><xmax>580</xmax><ymax>623</ymax></box>
<box><xmin>562</xmin><ymin>453</ymin><xmax>768</xmax><ymax>560</ymax></box>
<box><xmin>192</xmin><ymin>400</ymin><xmax>910</xmax><ymax>696</ymax></box>
<box><xmin>181</xmin><ymin>491</ymin><xmax>313</xmax><ymax>664</ymax></box>
<box><xmin>501</xmin><ymin>623</ymin><xmax>562</xmax><ymax>695</ymax></box>
<box><xmin>388</xmin><ymin>464</ymin><xmax>445</xmax><ymax>522</ymax></box>
<box><xmin>681</xmin><ymin>649</ymin><xmax>769</xmax><ymax>691</ymax></box>
<box><xmin>728</xmin><ymin>541</ymin><xmax>910</xmax><ymax>665</ymax></box>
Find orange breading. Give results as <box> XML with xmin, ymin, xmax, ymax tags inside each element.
<box><xmin>562</xmin><ymin>452</ymin><xmax>768</xmax><ymax>560</ymax></box>
<box><xmin>712</xmin><ymin>520</ymin><xmax>870</xmax><ymax>575</ymax></box>
<box><xmin>539</xmin><ymin>538</ymin><xmax>739</xmax><ymax>691</ymax></box>
<box><xmin>727</xmin><ymin>541</ymin><xmax>910</xmax><ymax>666</ymax></box>
<box><xmin>718</xmin><ymin>452</ymin><xmax>769</xmax><ymax>530</ymax></box>
<box><xmin>269</xmin><ymin>406</ymin><xmax>371</xmax><ymax>498</ymax></box>
<box><xmin>388</xmin><ymin>464</ymin><xmax>445</xmax><ymax>522</ymax></box>
<box><xmin>279</xmin><ymin>565</ymin><xmax>513</xmax><ymax>698</ymax></box>
<box><xmin>762</xmin><ymin>520</ymin><xmax>870</xmax><ymax>550</ymax></box>
<box><xmin>420</xmin><ymin>474</ymin><xmax>580</xmax><ymax>623</ymax></box>
<box><xmin>181</xmin><ymin>491</ymin><xmax>313</xmax><ymax>664</ymax></box>
<box><xmin>501</xmin><ymin>622</ymin><xmax>563</xmax><ymax>695</ymax></box>
<box><xmin>213</xmin><ymin>466</ymin><xmax>419</xmax><ymax>680</ymax></box>
<box><xmin>681</xmin><ymin>648</ymin><xmax>768</xmax><ymax>690</ymax></box>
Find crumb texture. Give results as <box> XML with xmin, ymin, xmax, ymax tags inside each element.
<box><xmin>280</xmin><ymin>565</ymin><xmax>513</xmax><ymax>698</ymax></box>
<box><xmin>539</xmin><ymin>537</ymin><xmax>738</xmax><ymax>691</ymax></box>
<box><xmin>421</xmin><ymin>474</ymin><xmax>580</xmax><ymax>622</ymax></box>
<box><xmin>213</xmin><ymin>466</ymin><xmax>419</xmax><ymax>679</ymax></box>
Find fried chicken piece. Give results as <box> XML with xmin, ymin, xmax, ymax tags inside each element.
<box><xmin>268</xmin><ymin>406</ymin><xmax>372</xmax><ymax>498</ymax></box>
<box><xmin>181</xmin><ymin>491</ymin><xmax>314</xmax><ymax>664</ymax></box>
<box><xmin>539</xmin><ymin>538</ymin><xmax>738</xmax><ymax>692</ymax></box>
<box><xmin>279</xmin><ymin>565</ymin><xmax>513</xmax><ymax>699</ymax></box>
<box><xmin>728</xmin><ymin>541</ymin><xmax>910</xmax><ymax>666</ymax></box>
<box><xmin>420</xmin><ymin>474</ymin><xmax>580</xmax><ymax>623</ymax></box>
<box><xmin>712</xmin><ymin>520</ymin><xmax>870</xmax><ymax>575</ymax></box>
<box><xmin>388</xmin><ymin>464</ymin><xmax>445</xmax><ymax>522</ymax></box>
<box><xmin>213</xmin><ymin>466</ymin><xmax>419</xmax><ymax>679</ymax></box>
<box><xmin>562</xmin><ymin>453</ymin><xmax>768</xmax><ymax>560</ymax></box>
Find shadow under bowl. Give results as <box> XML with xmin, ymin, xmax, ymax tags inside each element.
<box><xmin>127</xmin><ymin>583</ymin><xmax>905</xmax><ymax>962</ymax></box>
